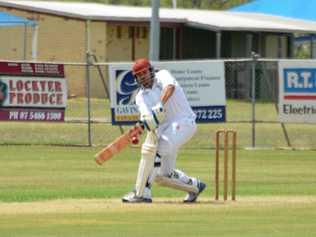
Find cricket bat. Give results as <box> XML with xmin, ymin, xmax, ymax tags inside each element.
<box><xmin>95</xmin><ymin>123</ymin><xmax>144</xmax><ymax>165</ymax></box>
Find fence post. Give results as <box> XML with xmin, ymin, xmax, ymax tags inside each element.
<box><xmin>260</xmin><ymin>60</ymin><xmax>292</xmax><ymax>148</ymax></box>
<box><xmin>251</xmin><ymin>52</ymin><xmax>259</xmax><ymax>148</ymax></box>
<box><xmin>85</xmin><ymin>20</ymin><xmax>92</xmax><ymax>147</ymax></box>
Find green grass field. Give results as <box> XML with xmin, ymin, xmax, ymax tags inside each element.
<box><xmin>1</xmin><ymin>98</ymin><xmax>316</xmax><ymax>148</ymax></box>
<box><xmin>0</xmin><ymin>98</ymin><xmax>315</xmax><ymax>236</ymax></box>
<box><xmin>0</xmin><ymin>145</ymin><xmax>315</xmax><ymax>237</ymax></box>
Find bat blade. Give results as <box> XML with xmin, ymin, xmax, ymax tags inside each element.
<box><xmin>95</xmin><ymin>125</ymin><xmax>143</xmax><ymax>165</ymax></box>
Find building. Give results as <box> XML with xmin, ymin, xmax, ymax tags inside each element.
<box><xmin>1</xmin><ymin>0</ymin><xmax>316</xmax><ymax>97</ymax></box>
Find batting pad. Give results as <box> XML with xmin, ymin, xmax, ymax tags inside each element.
<box><xmin>135</xmin><ymin>132</ymin><xmax>157</xmax><ymax>197</ymax></box>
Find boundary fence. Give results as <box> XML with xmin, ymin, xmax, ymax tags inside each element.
<box><xmin>0</xmin><ymin>56</ymin><xmax>315</xmax><ymax>149</ymax></box>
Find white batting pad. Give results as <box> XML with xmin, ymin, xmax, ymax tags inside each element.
<box><xmin>135</xmin><ymin>131</ymin><xmax>157</xmax><ymax>197</ymax></box>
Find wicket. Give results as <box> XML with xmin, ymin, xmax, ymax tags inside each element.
<box><xmin>215</xmin><ymin>129</ymin><xmax>237</xmax><ymax>201</ymax></box>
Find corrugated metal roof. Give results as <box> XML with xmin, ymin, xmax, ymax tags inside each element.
<box><xmin>0</xmin><ymin>0</ymin><xmax>316</xmax><ymax>33</ymax></box>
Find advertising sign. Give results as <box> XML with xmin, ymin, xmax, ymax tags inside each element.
<box><xmin>109</xmin><ymin>60</ymin><xmax>226</xmax><ymax>125</ymax></box>
<box><xmin>279</xmin><ymin>60</ymin><xmax>316</xmax><ymax>123</ymax></box>
<box><xmin>0</xmin><ymin>62</ymin><xmax>67</xmax><ymax>122</ymax></box>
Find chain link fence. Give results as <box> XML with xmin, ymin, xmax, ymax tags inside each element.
<box><xmin>1</xmin><ymin>58</ymin><xmax>315</xmax><ymax>149</ymax></box>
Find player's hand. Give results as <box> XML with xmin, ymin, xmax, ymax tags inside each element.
<box><xmin>140</xmin><ymin>113</ymin><xmax>158</xmax><ymax>131</ymax></box>
<box><xmin>151</xmin><ymin>102</ymin><xmax>165</xmax><ymax>124</ymax></box>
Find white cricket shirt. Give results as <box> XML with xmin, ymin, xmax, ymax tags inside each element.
<box><xmin>135</xmin><ymin>69</ymin><xmax>196</xmax><ymax>125</ymax></box>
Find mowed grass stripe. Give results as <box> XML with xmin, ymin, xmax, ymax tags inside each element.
<box><xmin>0</xmin><ymin>146</ymin><xmax>316</xmax><ymax>201</ymax></box>
<box><xmin>0</xmin><ymin>197</ymin><xmax>316</xmax><ymax>237</ymax></box>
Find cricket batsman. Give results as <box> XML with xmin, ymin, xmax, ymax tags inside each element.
<box><xmin>122</xmin><ymin>58</ymin><xmax>206</xmax><ymax>203</ymax></box>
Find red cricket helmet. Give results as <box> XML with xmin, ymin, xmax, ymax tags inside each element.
<box><xmin>132</xmin><ymin>58</ymin><xmax>155</xmax><ymax>88</ymax></box>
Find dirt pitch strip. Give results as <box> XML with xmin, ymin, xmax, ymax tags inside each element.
<box><xmin>1</xmin><ymin>196</ymin><xmax>316</xmax><ymax>215</ymax></box>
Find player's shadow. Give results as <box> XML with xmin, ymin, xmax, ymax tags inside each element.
<box><xmin>153</xmin><ymin>199</ymin><xmax>232</xmax><ymax>205</ymax></box>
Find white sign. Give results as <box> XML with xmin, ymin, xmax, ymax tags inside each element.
<box><xmin>109</xmin><ymin>60</ymin><xmax>226</xmax><ymax>124</ymax></box>
<box><xmin>279</xmin><ymin>60</ymin><xmax>316</xmax><ymax>123</ymax></box>
<box><xmin>0</xmin><ymin>76</ymin><xmax>67</xmax><ymax>108</ymax></box>
<box><xmin>0</xmin><ymin>61</ymin><xmax>67</xmax><ymax>122</ymax></box>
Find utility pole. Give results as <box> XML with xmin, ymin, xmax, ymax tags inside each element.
<box><xmin>172</xmin><ymin>0</ymin><xmax>177</xmax><ymax>59</ymax></box>
<box><xmin>172</xmin><ymin>0</ymin><xmax>177</xmax><ymax>8</ymax></box>
<box><xmin>149</xmin><ymin>0</ymin><xmax>160</xmax><ymax>61</ymax></box>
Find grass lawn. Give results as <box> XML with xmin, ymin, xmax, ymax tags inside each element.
<box><xmin>0</xmin><ymin>98</ymin><xmax>315</xmax><ymax>236</ymax></box>
<box><xmin>0</xmin><ymin>145</ymin><xmax>315</xmax><ymax>237</ymax></box>
<box><xmin>1</xmin><ymin>98</ymin><xmax>316</xmax><ymax>148</ymax></box>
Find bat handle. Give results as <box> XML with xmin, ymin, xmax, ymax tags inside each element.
<box><xmin>136</xmin><ymin>121</ymin><xmax>145</xmax><ymax>130</ymax></box>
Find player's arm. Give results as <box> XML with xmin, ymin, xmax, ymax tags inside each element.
<box><xmin>151</xmin><ymin>71</ymin><xmax>176</xmax><ymax>122</ymax></box>
<box><xmin>150</xmin><ymin>84</ymin><xmax>174</xmax><ymax>125</ymax></box>
<box><xmin>160</xmin><ymin>84</ymin><xmax>175</xmax><ymax>105</ymax></box>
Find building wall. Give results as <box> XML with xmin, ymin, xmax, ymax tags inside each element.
<box><xmin>134</xmin><ymin>26</ymin><xmax>149</xmax><ymax>59</ymax></box>
<box><xmin>0</xmin><ymin>25</ymin><xmax>29</xmax><ymax>60</ymax></box>
<box><xmin>265</xmin><ymin>34</ymin><xmax>288</xmax><ymax>58</ymax></box>
<box><xmin>0</xmin><ymin>7</ymin><xmax>113</xmax><ymax>97</ymax></box>
<box><xmin>107</xmin><ymin>25</ymin><xmax>132</xmax><ymax>61</ymax></box>
<box><xmin>106</xmin><ymin>24</ymin><xmax>149</xmax><ymax>61</ymax></box>
<box><xmin>0</xmin><ymin>7</ymin><xmax>86</xmax><ymax>96</ymax></box>
<box><xmin>88</xmin><ymin>21</ymin><xmax>108</xmax><ymax>98</ymax></box>
<box><xmin>0</xmin><ymin>6</ymin><xmax>150</xmax><ymax>97</ymax></box>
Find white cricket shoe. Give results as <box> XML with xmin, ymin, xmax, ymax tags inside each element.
<box><xmin>183</xmin><ymin>180</ymin><xmax>206</xmax><ymax>203</ymax></box>
<box><xmin>122</xmin><ymin>187</ymin><xmax>152</xmax><ymax>203</ymax></box>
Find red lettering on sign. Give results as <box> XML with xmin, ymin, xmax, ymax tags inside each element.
<box><xmin>25</xmin><ymin>93</ymin><xmax>32</xmax><ymax>104</ymax></box>
<box><xmin>56</xmin><ymin>94</ymin><xmax>63</xmax><ymax>104</ymax></box>
<box><xmin>33</xmin><ymin>93</ymin><xmax>40</xmax><ymax>104</ymax></box>
<box><xmin>9</xmin><ymin>80</ymin><xmax>16</xmax><ymax>91</ymax></box>
<box><xmin>25</xmin><ymin>81</ymin><xmax>31</xmax><ymax>91</ymax></box>
<box><xmin>48</xmin><ymin>81</ymin><xmax>54</xmax><ymax>91</ymax></box>
<box><xmin>41</xmin><ymin>93</ymin><xmax>48</xmax><ymax>104</ymax></box>
<box><xmin>16</xmin><ymin>81</ymin><xmax>23</xmax><ymax>91</ymax></box>
<box><xmin>40</xmin><ymin>81</ymin><xmax>46</xmax><ymax>91</ymax></box>
<box><xmin>49</xmin><ymin>94</ymin><xmax>55</xmax><ymax>104</ymax></box>
<box><xmin>55</xmin><ymin>81</ymin><xmax>62</xmax><ymax>92</ymax></box>
<box><xmin>9</xmin><ymin>92</ymin><xmax>16</xmax><ymax>103</ymax></box>
<box><xmin>17</xmin><ymin>93</ymin><xmax>24</xmax><ymax>104</ymax></box>
<box><xmin>32</xmin><ymin>81</ymin><xmax>39</xmax><ymax>91</ymax></box>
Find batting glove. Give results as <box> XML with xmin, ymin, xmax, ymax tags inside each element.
<box><xmin>151</xmin><ymin>102</ymin><xmax>165</xmax><ymax>125</ymax></box>
<box><xmin>141</xmin><ymin>113</ymin><xmax>158</xmax><ymax>131</ymax></box>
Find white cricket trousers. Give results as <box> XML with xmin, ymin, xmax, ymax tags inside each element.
<box><xmin>156</xmin><ymin>117</ymin><xmax>197</xmax><ymax>176</ymax></box>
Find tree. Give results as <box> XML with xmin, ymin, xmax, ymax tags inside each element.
<box><xmin>70</xmin><ymin>0</ymin><xmax>251</xmax><ymax>9</ymax></box>
<box><xmin>192</xmin><ymin>0</ymin><xmax>202</xmax><ymax>8</ymax></box>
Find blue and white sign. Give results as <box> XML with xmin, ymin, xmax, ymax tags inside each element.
<box><xmin>109</xmin><ymin>60</ymin><xmax>226</xmax><ymax>125</ymax></box>
<box><xmin>279</xmin><ymin>60</ymin><xmax>316</xmax><ymax>123</ymax></box>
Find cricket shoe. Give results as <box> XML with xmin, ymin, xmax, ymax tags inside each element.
<box><xmin>183</xmin><ymin>180</ymin><xmax>206</xmax><ymax>203</ymax></box>
<box><xmin>122</xmin><ymin>187</ymin><xmax>152</xmax><ymax>203</ymax></box>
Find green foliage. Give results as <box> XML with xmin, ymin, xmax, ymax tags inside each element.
<box><xmin>294</xmin><ymin>42</ymin><xmax>312</xmax><ymax>59</ymax></box>
<box><xmin>60</xmin><ymin>0</ymin><xmax>251</xmax><ymax>9</ymax></box>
